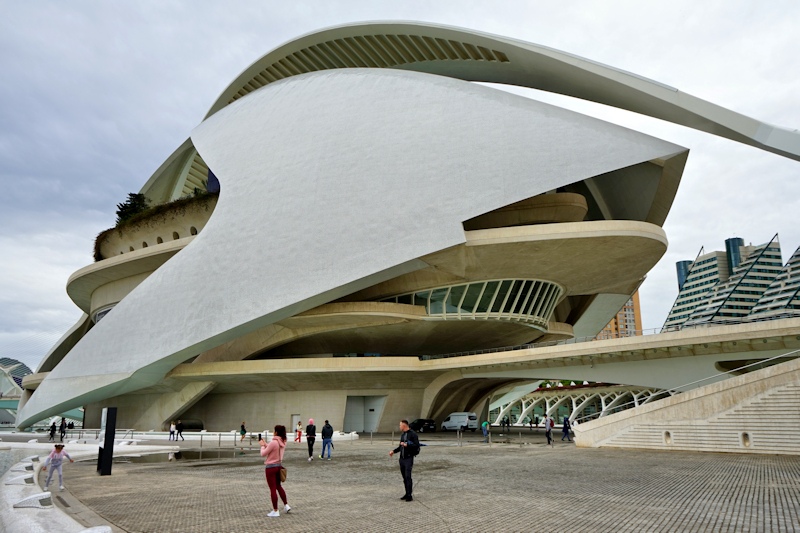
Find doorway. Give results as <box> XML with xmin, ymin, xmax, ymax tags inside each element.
<box><xmin>343</xmin><ymin>396</ymin><xmax>386</xmax><ymax>432</ymax></box>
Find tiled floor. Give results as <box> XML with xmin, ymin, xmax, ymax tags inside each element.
<box><xmin>56</xmin><ymin>433</ymin><xmax>800</xmax><ymax>532</ymax></box>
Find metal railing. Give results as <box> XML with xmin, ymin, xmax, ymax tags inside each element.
<box><xmin>570</xmin><ymin>347</ymin><xmax>800</xmax><ymax>424</ymax></box>
<box><xmin>419</xmin><ymin>314</ymin><xmax>800</xmax><ymax>360</ymax></box>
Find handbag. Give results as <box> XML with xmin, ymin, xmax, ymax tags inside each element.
<box><xmin>280</xmin><ymin>466</ymin><xmax>287</xmax><ymax>482</ymax></box>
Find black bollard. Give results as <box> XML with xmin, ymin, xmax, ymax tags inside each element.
<box><xmin>98</xmin><ymin>407</ymin><xmax>117</xmax><ymax>476</ymax></box>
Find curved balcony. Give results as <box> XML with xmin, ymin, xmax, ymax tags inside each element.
<box><xmin>380</xmin><ymin>279</ymin><xmax>564</xmax><ymax>332</ymax></box>
<box><xmin>463</xmin><ymin>192</ymin><xmax>587</xmax><ymax>230</ymax></box>
<box><xmin>95</xmin><ymin>193</ymin><xmax>217</xmax><ymax>260</ymax></box>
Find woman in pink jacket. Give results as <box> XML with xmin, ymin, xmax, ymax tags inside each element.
<box><xmin>261</xmin><ymin>425</ymin><xmax>291</xmax><ymax>517</ymax></box>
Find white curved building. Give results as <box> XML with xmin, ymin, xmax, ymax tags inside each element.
<box><xmin>16</xmin><ymin>22</ymin><xmax>800</xmax><ymax>432</ymax></box>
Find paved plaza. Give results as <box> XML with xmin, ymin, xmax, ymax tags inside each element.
<box><xmin>42</xmin><ymin>431</ymin><xmax>800</xmax><ymax>532</ymax></box>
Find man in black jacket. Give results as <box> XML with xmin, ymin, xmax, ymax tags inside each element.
<box><xmin>389</xmin><ymin>419</ymin><xmax>420</xmax><ymax>501</ymax></box>
<box><xmin>320</xmin><ymin>420</ymin><xmax>334</xmax><ymax>460</ymax></box>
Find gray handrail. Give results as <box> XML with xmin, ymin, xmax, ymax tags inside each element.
<box><xmin>570</xmin><ymin>347</ymin><xmax>800</xmax><ymax>424</ymax></box>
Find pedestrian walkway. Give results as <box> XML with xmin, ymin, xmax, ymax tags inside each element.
<box><xmin>50</xmin><ymin>434</ymin><xmax>800</xmax><ymax>532</ymax></box>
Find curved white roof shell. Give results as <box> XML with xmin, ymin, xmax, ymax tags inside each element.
<box><xmin>17</xmin><ymin>66</ymin><xmax>687</xmax><ymax>427</ymax></box>
<box><xmin>139</xmin><ymin>21</ymin><xmax>798</xmax><ymax>205</ymax></box>
<box><xmin>206</xmin><ymin>21</ymin><xmax>799</xmax><ymax>161</ymax></box>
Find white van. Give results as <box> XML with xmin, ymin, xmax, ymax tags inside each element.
<box><xmin>440</xmin><ymin>412</ymin><xmax>478</xmax><ymax>432</ymax></box>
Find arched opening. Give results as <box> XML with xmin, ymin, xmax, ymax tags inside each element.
<box><xmin>142</xmin><ymin>241</ymin><xmax>148</xmax><ymax>248</ymax></box>
<box><xmin>157</xmin><ymin>236</ymin><xmax>163</xmax><ymax>244</ymax></box>
<box><xmin>427</xmin><ymin>378</ymin><xmax>523</xmax><ymax>428</ymax></box>
<box><xmin>190</xmin><ymin>226</ymin><xmax>198</xmax><ymax>235</ymax></box>
<box><xmin>173</xmin><ymin>231</ymin><xmax>180</xmax><ymax>240</ymax></box>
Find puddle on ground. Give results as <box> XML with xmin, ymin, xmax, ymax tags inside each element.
<box><xmin>114</xmin><ymin>449</ymin><xmax>249</xmax><ymax>464</ymax></box>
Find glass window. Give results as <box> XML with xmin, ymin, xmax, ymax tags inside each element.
<box><xmin>502</xmin><ymin>281</ymin><xmax>524</xmax><ymax>314</ymax></box>
<box><xmin>491</xmin><ymin>281</ymin><xmax>513</xmax><ymax>313</ymax></box>
<box><xmin>514</xmin><ymin>280</ymin><xmax>534</xmax><ymax>314</ymax></box>
<box><xmin>445</xmin><ymin>285</ymin><xmax>466</xmax><ymax>313</ymax></box>
<box><xmin>526</xmin><ymin>282</ymin><xmax>542</xmax><ymax>315</ymax></box>
<box><xmin>476</xmin><ymin>281</ymin><xmax>499</xmax><ymax>313</ymax></box>
<box><xmin>397</xmin><ymin>294</ymin><xmax>412</xmax><ymax>305</ymax></box>
<box><xmin>429</xmin><ymin>288</ymin><xmax>448</xmax><ymax>314</ymax></box>
<box><xmin>413</xmin><ymin>291</ymin><xmax>430</xmax><ymax>307</ymax></box>
<box><xmin>532</xmin><ymin>284</ymin><xmax>553</xmax><ymax>316</ymax></box>
<box><xmin>460</xmin><ymin>283</ymin><xmax>484</xmax><ymax>314</ymax></box>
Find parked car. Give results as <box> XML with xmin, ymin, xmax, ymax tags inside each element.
<box><xmin>441</xmin><ymin>412</ymin><xmax>478</xmax><ymax>432</ymax></box>
<box><xmin>409</xmin><ymin>418</ymin><xmax>436</xmax><ymax>433</ymax></box>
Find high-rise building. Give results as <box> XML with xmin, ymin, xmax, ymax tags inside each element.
<box><xmin>664</xmin><ymin>235</ymin><xmax>789</xmax><ymax>329</ymax></box>
<box><xmin>749</xmin><ymin>245</ymin><xmax>800</xmax><ymax>319</ymax></box>
<box><xmin>596</xmin><ymin>291</ymin><xmax>642</xmax><ymax>339</ymax></box>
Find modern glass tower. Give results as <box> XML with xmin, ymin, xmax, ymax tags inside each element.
<box><xmin>749</xmin><ymin>245</ymin><xmax>800</xmax><ymax>319</ymax></box>
<box><xmin>664</xmin><ymin>235</ymin><xmax>788</xmax><ymax>329</ymax></box>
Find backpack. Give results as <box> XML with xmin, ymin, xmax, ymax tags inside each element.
<box><xmin>549</xmin><ymin>419</ymin><xmax>555</xmax><ymax>428</ymax></box>
<box><xmin>405</xmin><ymin>434</ymin><xmax>420</xmax><ymax>457</ymax></box>
<box><xmin>410</xmin><ymin>442</ymin><xmax>420</xmax><ymax>456</ymax></box>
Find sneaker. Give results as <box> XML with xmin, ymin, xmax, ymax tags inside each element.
<box><xmin>307</xmin><ymin>457</ymin><xmax>312</xmax><ymax>462</ymax></box>
<box><xmin>267</xmin><ymin>510</ymin><xmax>280</xmax><ymax>517</ymax></box>
<box><xmin>404</xmin><ymin>496</ymin><xmax>413</xmax><ymax>502</ymax></box>
<box><xmin>59</xmin><ymin>486</ymin><xmax>65</xmax><ymax>491</ymax></box>
<box><xmin>319</xmin><ymin>455</ymin><xmax>323</xmax><ymax>459</ymax></box>
<box><xmin>327</xmin><ymin>458</ymin><xmax>331</xmax><ymax>461</ymax></box>
<box><xmin>284</xmin><ymin>504</ymin><xmax>292</xmax><ymax>513</ymax></box>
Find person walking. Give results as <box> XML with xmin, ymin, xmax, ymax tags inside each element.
<box><xmin>294</xmin><ymin>421</ymin><xmax>303</xmax><ymax>443</ymax></box>
<box><xmin>389</xmin><ymin>419</ymin><xmax>420</xmax><ymax>502</ymax></box>
<box><xmin>561</xmin><ymin>417</ymin><xmax>573</xmax><ymax>442</ymax></box>
<box><xmin>481</xmin><ymin>420</ymin><xmax>490</xmax><ymax>443</ymax></box>
<box><xmin>543</xmin><ymin>414</ymin><xmax>553</xmax><ymax>445</ymax></box>
<box><xmin>176</xmin><ymin>420</ymin><xmax>184</xmax><ymax>441</ymax></box>
<box><xmin>169</xmin><ymin>421</ymin><xmax>176</xmax><ymax>441</ymax></box>
<box><xmin>260</xmin><ymin>425</ymin><xmax>291</xmax><ymax>517</ymax></box>
<box><xmin>59</xmin><ymin>418</ymin><xmax>67</xmax><ymax>442</ymax></box>
<box><xmin>48</xmin><ymin>422</ymin><xmax>57</xmax><ymax>442</ymax></box>
<box><xmin>320</xmin><ymin>420</ymin><xmax>333</xmax><ymax>460</ymax></box>
<box><xmin>534</xmin><ymin>415</ymin><xmax>539</xmax><ymax>429</ymax></box>
<box><xmin>42</xmin><ymin>443</ymin><xmax>74</xmax><ymax>491</ymax></box>
<box><xmin>305</xmin><ymin>418</ymin><xmax>316</xmax><ymax>461</ymax></box>
<box><xmin>239</xmin><ymin>421</ymin><xmax>248</xmax><ymax>452</ymax></box>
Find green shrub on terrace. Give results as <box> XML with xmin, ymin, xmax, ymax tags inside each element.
<box><xmin>94</xmin><ymin>190</ymin><xmax>218</xmax><ymax>262</ymax></box>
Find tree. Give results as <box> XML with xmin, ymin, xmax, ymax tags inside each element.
<box><xmin>115</xmin><ymin>193</ymin><xmax>149</xmax><ymax>225</ymax></box>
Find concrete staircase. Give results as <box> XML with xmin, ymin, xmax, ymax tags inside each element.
<box><xmin>575</xmin><ymin>357</ymin><xmax>800</xmax><ymax>455</ymax></box>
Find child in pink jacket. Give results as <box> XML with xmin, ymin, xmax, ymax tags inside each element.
<box><xmin>42</xmin><ymin>443</ymin><xmax>74</xmax><ymax>491</ymax></box>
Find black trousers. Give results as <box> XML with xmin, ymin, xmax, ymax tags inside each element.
<box><xmin>399</xmin><ymin>457</ymin><xmax>414</xmax><ymax>497</ymax></box>
<box><xmin>545</xmin><ymin>429</ymin><xmax>552</xmax><ymax>444</ymax></box>
<box><xmin>307</xmin><ymin>436</ymin><xmax>315</xmax><ymax>457</ymax></box>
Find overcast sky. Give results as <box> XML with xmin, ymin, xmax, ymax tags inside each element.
<box><xmin>1</xmin><ymin>1</ymin><xmax>798</xmax><ymax>371</ymax></box>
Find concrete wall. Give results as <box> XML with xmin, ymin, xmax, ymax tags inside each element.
<box><xmin>574</xmin><ymin>357</ymin><xmax>800</xmax><ymax>455</ymax></box>
<box><xmin>84</xmin><ymin>392</ymin><xmax>166</xmax><ymax>430</ymax></box>
<box><xmin>97</xmin><ymin>195</ymin><xmax>216</xmax><ymax>259</ymax></box>
<box><xmin>90</xmin><ymin>387</ymin><xmax>425</xmax><ymax>433</ymax></box>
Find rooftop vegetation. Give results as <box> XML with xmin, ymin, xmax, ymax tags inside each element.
<box><xmin>94</xmin><ymin>190</ymin><xmax>218</xmax><ymax>261</ymax></box>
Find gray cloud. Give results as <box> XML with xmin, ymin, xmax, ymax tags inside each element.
<box><xmin>1</xmin><ymin>1</ymin><xmax>798</xmax><ymax>369</ymax></box>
